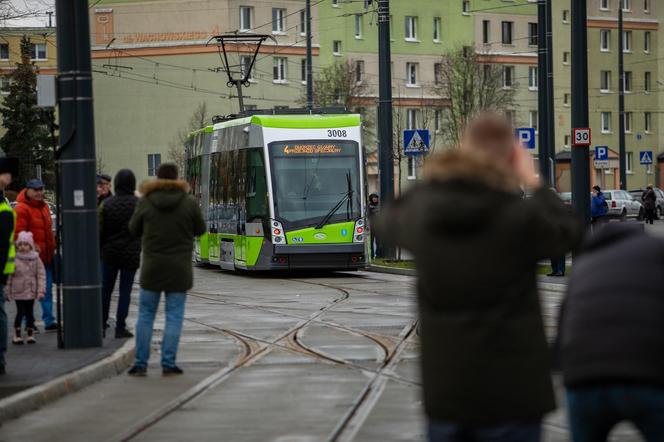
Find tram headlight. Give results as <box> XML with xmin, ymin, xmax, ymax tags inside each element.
<box><xmin>270</xmin><ymin>219</ymin><xmax>286</xmax><ymax>244</ymax></box>
<box><xmin>353</xmin><ymin>219</ymin><xmax>366</xmax><ymax>243</ymax></box>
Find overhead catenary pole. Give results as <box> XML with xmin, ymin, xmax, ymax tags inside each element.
<box><xmin>571</xmin><ymin>0</ymin><xmax>591</xmax><ymax>225</ymax></box>
<box><xmin>545</xmin><ymin>0</ymin><xmax>556</xmax><ymax>187</ymax></box>
<box><xmin>537</xmin><ymin>0</ymin><xmax>550</xmax><ymax>184</ymax></box>
<box><xmin>55</xmin><ymin>1</ymin><xmax>103</xmax><ymax>348</ymax></box>
<box><xmin>377</xmin><ymin>0</ymin><xmax>394</xmax><ymax>259</ymax></box>
<box><xmin>306</xmin><ymin>0</ymin><xmax>313</xmax><ymax>110</ymax></box>
<box><xmin>618</xmin><ymin>6</ymin><xmax>627</xmax><ymax>190</ymax></box>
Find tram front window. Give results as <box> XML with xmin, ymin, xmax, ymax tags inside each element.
<box><xmin>269</xmin><ymin>140</ymin><xmax>361</xmax><ymax>229</ymax></box>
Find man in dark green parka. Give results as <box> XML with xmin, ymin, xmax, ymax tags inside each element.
<box><xmin>127</xmin><ymin>163</ymin><xmax>205</xmax><ymax>376</ymax></box>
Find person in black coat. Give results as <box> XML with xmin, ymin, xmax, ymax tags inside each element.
<box><xmin>373</xmin><ymin>114</ymin><xmax>583</xmax><ymax>442</ymax></box>
<box><xmin>641</xmin><ymin>185</ymin><xmax>657</xmax><ymax>225</ymax></box>
<box><xmin>99</xmin><ymin>169</ymin><xmax>141</xmax><ymax>338</ymax></box>
<box><xmin>559</xmin><ymin>224</ymin><xmax>664</xmax><ymax>442</ymax></box>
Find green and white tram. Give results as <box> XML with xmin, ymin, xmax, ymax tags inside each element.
<box><xmin>185</xmin><ymin>111</ymin><xmax>367</xmax><ymax>271</ymax></box>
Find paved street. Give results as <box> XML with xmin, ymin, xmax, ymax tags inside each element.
<box><xmin>0</xmin><ymin>251</ymin><xmax>658</xmax><ymax>441</ymax></box>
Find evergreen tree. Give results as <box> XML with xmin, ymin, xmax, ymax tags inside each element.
<box><xmin>0</xmin><ymin>35</ymin><xmax>55</xmax><ymax>189</ymax></box>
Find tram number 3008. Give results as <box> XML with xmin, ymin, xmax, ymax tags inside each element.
<box><xmin>327</xmin><ymin>129</ymin><xmax>347</xmax><ymax>138</ymax></box>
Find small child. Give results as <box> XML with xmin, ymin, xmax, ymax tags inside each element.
<box><xmin>5</xmin><ymin>231</ymin><xmax>46</xmax><ymax>344</ymax></box>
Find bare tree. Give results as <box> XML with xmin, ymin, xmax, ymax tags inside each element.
<box><xmin>167</xmin><ymin>102</ymin><xmax>209</xmax><ymax>173</ymax></box>
<box><xmin>432</xmin><ymin>46</ymin><xmax>515</xmax><ymax>147</ymax></box>
<box><xmin>0</xmin><ymin>1</ymin><xmax>53</xmax><ymax>24</ymax></box>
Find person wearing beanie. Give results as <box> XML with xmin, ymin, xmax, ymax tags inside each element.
<box><xmin>0</xmin><ymin>157</ymin><xmax>16</xmax><ymax>374</ymax></box>
<box><xmin>127</xmin><ymin>163</ymin><xmax>205</xmax><ymax>376</ymax></box>
<box><xmin>99</xmin><ymin>169</ymin><xmax>141</xmax><ymax>338</ymax></box>
<box><xmin>591</xmin><ymin>185</ymin><xmax>608</xmax><ymax>227</ymax></box>
<box><xmin>5</xmin><ymin>231</ymin><xmax>46</xmax><ymax>344</ymax></box>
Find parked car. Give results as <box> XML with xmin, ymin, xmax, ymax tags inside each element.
<box><xmin>629</xmin><ymin>188</ymin><xmax>664</xmax><ymax>218</ymax></box>
<box><xmin>603</xmin><ymin>189</ymin><xmax>644</xmax><ymax>221</ymax></box>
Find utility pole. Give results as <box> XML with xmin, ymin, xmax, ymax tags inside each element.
<box><xmin>545</xmin><ymin>0</ymin><xmax>556</xmax><ymax>187</ymax></box>
<box><xmin>571</xmin><ymin>0</ymin><xmax>591</xmax><ymax>225</ymax></box>
<box><xmin>618</xmin><ymin>6</ymin><xmax>627</xmax><ymax>190</ymax></box>
<box><xmin>55</xmin><ymin>1</ymin><xmax>103</xmax><ymax>348</ymax></box>
<box><xmin>377</xmin><ymin>0</ymin><xmax>394</xmax><ymax>259</ymax></box>
<box><xmin>537</xmin><ymin>0</ymin><xmax>550</xmax><ymax>184</ymax></box>
<box><xmin>47</xmin><ymin>11</ymin><xmax>53</xmax><ymax>28</ymax></box>
<box><xmin>306</xmin><ymin>0</ymin><xmax>313</xmax><ymax>110</ymax></box>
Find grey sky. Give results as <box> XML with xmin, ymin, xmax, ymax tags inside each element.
<box><xmin>2</xmin><ymin>0</ymin><xmax>55</xmax><ymax>27</ymax></box>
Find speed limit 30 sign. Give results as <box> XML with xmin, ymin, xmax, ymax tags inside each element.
<box><xmin>573</xmin><ymin>128</ymin><xmax>591</xmax><ymax>147</ymax></box>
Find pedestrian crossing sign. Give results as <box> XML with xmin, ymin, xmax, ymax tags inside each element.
<box><xmin>404</xmin><ymin>130</ymin><xmax>430</xmax><ymax>156</ymax></box>
<box><xmin>639</xmin><ymin>151</ymin><xmax>653</xmax><ymax>165</ymax></box>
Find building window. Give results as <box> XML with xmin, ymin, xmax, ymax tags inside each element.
<box><xmin>406</xmin><ymin>108</ymin><xmax>418</xmax><ymax>129</ymax></box>
<box><xmin>645</xmin><ymin>112</ymin><xmax>652</xmax><ymax>132</ymax></box>
<box><xmin>435</xmin><ymin>109</ymin><xmax>442</xmax><ymax>133</ymax></box>
<box><xmin>503</xmin><ymin>66</ymin><xmax>514</xmax><ymax>88</ymax></box>
<box><xmin>501</xmin><ymin>21</ymin><xmax>514</xmax><ymax>44</ymax></box>
<box><xmin>623</xmin><ymin>71</ymin><xmax>632</xmax><ymax>92</ymax></box>
<box><xmin>529</xmin><ymin>110</ymin><xmax>538</xmax><ymax>133</ymax></box>
<box><xmin>333</xmin><ymin>40</ymin><xmax>342</xmax><ymax>55</ymax></box>
<box><xmin>505</xmin><ymin>110</ymin><xmax>515</xmax><ymax>125</ymax></box>
<box><xmin>644</xmin><ymin>71</ymin><xmax>651</xmax><ymax>93</ymax></box>
<box><xmin>627</xmin><ymin>152</ymin><xmax>633</xmax><ymax>173</ymax></box>
<box><xmin>622</xmin><ymin>31</ymin><xmax>632</xmax><ymax>52</ymax></box>
<box><xmin>408</xmin><ymin>156</ymin><xmax>417</xmax><ymax>180</ymax></box>
<box><xmin>434</xmin><ymin>63</ymin><xmax>442</xmax><ymax>85</ymax></box>
<box><xmin>644</xmin><ymin>31</ymin><xmax>651</xmax><ymax>52</ymax></box>
<box><xmin>482</xmin><ymin>20</ymin><xmax>490</xmax><ymax>44</ymax></box>
<box><xmin>406</xmin><ymin>63</ymin><xmax>418</xmax><ymax>86</ymax></box>
<box><xmin>0</xmin><ymin>76</ymin><xmax>10</xmax><ymax>95</ymax></box>
<box><xmin>621</xmin><ymin>0</ymin><xmax>631</xmax><ymax>11</ymax></box>
<box><xmin>240</xmin><ymin>55</ymin><xmax>253</xmax><ymax>80</ymax></box>
<box><xmin>600</xmin><ymin>30</ymin><xmax>610</xmax><ymax>51</ymax></box>
<box><xmin>433</xmin><ymin>17</ymin><xmax>441</xmax><ymax>42</ymax></box>
<box><xmin>563</xmin><ymin>51</ymin><xmax>570</xmax><ymax>64</ymax></box>
<box><xmin>528</xmin><ymin>66</ymin><xmax>538</xmax><ymax>90</ymax></box>
<box><xmin>564</xmin><ymin>134</ymin><xmax>571</xmax><ymax>147</ymax></box>
<box><xmin>601</xmin><ymin>112</ymin><xmax>612</xmax><ymax>133</ymax></box>
<box><xmin>332</xmin><ymin>0</ymin><xmax>338</xmax><ymax>6</ymax></box>
<box><xmin>240</xmin><ymin>6</ymin><xmax>252</xmax><ymax>32</ymax></box>
<box><xmin>301</xmin><ymin>59</ymin><xmax>307</xmax><ymax>83</ymax></box>
<box><xmin>462</xmin><ymin>0</ymin><xmax>471</xmax><ymax>14</ymax></box>
<box><xmin>30</xmin><ymin>43</ymin><xmax>46</xmax><ymax>61</ymax></box>
<box><xmin>0</xmin><ymin>44</ymin><xmax>8</xmax><ymax>60</ymax></box>
<box><xmin>273</xmin><ymin>57</ymin><xmax>287</xmax><ymax>82</ymax></box>
<box><xmin>528</xmin><ymin>23</ymin><xmax>538</xmax><ymax>46</ymax></box>
<box><xmin>600</xmin><ymin>70</ymin><xmax>611</xmax><ymax>92</ymax></box>
<box><xmin>148</xmin><ymin>154</ymin><xmax>161</xmax><ymax>177</ymax></box>
<box><xmin>624</xmin><ymin>112</ymin><xmax>632</xmax><ymax>132</ymax></box>
<box><xmin>355</xmin><ymin>14</ymin><xmax>363</xmax><ymax>38</ymax></box>
<box><xmin>272</xmin><ymin>8</ymin><xmax>286</xmax><ymax>33</ymax></box>
<box><xmin>299</xmin><ymin>10</ymin><xmax>307</xmax><ymax>36</ymax></box>
<box><xmin>564</xmin><ymin>93</ymin><xmax>570</xmax><ymax>106</ymax></box>
<box><xmin>562</xmin><ymin>10</ymin><xmax>570</xmax><ymax>23</ymax></box>
<box><xmin>355</xmin><ymin>60</ymin><xmax>364</xmax><ymax>83</ymax></box>
<box><xmin>405</xmin><ymin>16</ymin><xmax>418</xmax><ymax>40</ymax></box>
<box><xmin>600</xmin><ymin>0</ymin><xmax>610</xmax><ymax>10</ymax></box>
<box><xmin>644</xmin><ymin>0</ymin><xmax>650</xmax><ymax>13</ymax></box>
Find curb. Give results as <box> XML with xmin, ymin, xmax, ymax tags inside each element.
<box><xmin>366</xmin><ymin>264</ymin><xmax>416</xmax><ymax>277</ymax></box>
<box><xmin>0</xmin><ymin>339</ymin><xmax>135</xmax><ymax>424</ymax></box>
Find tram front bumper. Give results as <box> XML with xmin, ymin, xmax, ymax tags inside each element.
<box><xmin>270</xmin><ymin>243</ymin><xmax>366</xmax><ymax>269</ymax></box>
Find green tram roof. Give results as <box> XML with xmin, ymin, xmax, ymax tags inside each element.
<box><xmin>212</xmin><ymin>114</ymin><xmax>361</xmax><ymax>131</ymax></box>
<box><xmin>186</xmin><ymin>125</ymin><xmax>214</xmax><ymax>139</ymax></box>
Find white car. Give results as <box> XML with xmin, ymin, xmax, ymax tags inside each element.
<box><xmin>602</xmin><ymin>190</ymin><xmax>644</xmax><ymax>221</ymax></box>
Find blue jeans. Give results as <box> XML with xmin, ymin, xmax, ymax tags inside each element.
<box><xmin>0</xmin><ymin>285</ymin><xmax>6</xmax><ymax>368</ymax></box>
<box><xmin>134</xmin><ymin>289</ymin><xmax>187</xmax><ymax>369</ymax></box>
<box><xmin>39</xmin><ymin>263</ymin><xmax>54</xmax><ymax>327</ymax></box>
<box><xmin>567</xmin><ymin>385</ymin><xmax>664</xmax><ymax>442</ymax></box>
<box><xmin>428</xmin><ymin>420</ymin><xmax>541</xmax><ymax>442</ymax></box>
<box><xmin>101</xmin><ymin>263</ymin><xmax>136</xmax><ymax>332</ymax></box>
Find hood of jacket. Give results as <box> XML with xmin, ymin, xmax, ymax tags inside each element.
<box><xmin>114</xmin><ymin>169</ymin><xmax>137</xmax><ymax>196</ymax></box>
<box><xmin>416</xmin><ymin>149</ymin><xmax>521</xmax><ymax>236</ymax></box>
<box><xmin>16</xmin><ymin>188</ymin><xmax>46</xmax><ymax>208</ymax></box>
<box><xmin>139</xmin><ymin>179</ymin><xmax>190</xmax><ymax>211</ymax></box>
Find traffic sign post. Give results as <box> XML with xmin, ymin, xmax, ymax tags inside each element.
<box><xmin>516</xmin><ymin>128</ymin><xmax>536</xmax><ymax>149</ymax></box>
<box><xmin>573</xmin><ymin>128</ymin><xmax>591</xmax><ymax>147</ymax></box>
<box><xmin>403</xmin><ymin>129</ymin><xmax>430</xmax><ymax>156</ymax></box>
<box><xmin>593</xmin><ymin>146</ymin><xmax>609</xmax><ymax>169</ymax></box>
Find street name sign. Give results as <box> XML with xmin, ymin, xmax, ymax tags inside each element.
<box><xmin>404</xmin><ymin>129</ymin><xmax>430</xmax><ymax>156</ymax></box>
<box><xmin>515</xmin><ymin>128</ymin><xmax>536</xmax><ymax>149</ymax></box>
<box><xmin>640</xmin><ymin>151</ymin><xmax>653</xmax><ymax>165</ymax></box>
<box><xmin>573</xmin><ymin>128</ymin><xmax>591</xmax><ymax>147</ymax></box>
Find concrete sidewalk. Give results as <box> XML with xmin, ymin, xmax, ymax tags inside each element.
<box><xmin>0</xmin><ymin>298</ymin><xmax>134</xmax><ymax>422</ymax></box>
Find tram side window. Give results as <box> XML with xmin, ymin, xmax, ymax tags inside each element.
<box><xmin>246</xmin><ymin>149</ymin><xmax>267</xmax><ymax>221</ymax></box>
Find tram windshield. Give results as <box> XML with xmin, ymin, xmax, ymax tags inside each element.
<box><xmin>268</xmin><ymin>140</ymin><xmax>361</xmax><ymax>229</ymax></box>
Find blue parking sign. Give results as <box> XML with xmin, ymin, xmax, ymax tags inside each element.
<box><xmin>595</xmin><ymin>146</ymin><xmax>609</xmax><ymax>161</ymax></box>
<box><xmin>516</xmin><ymin>128</ymin><xmax>536</xmax><ymax>149</ymax></box>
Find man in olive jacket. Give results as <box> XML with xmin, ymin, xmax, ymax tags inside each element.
<box><xmin>373</xmin><ymin>114</ymin><xmax>583</xmax><ymax>441</ymax></box>
<box><xmin>127</xmin><ymin>163</ymin><xmax>205</xmax><ymax>376</ymax></box>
